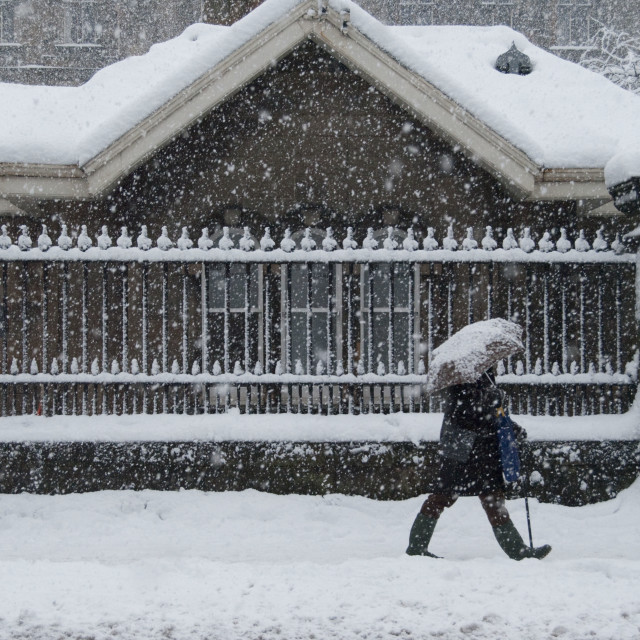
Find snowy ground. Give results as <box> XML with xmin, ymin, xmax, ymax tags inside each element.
<box><xmin>1</xmin><ymin>408</ymin><xmax>639</xmax><ymax>442</ymax></box>
<box><xmin>0</xmin><ymin>478</ymin><xmax>639</xmax><ymax>639</ymax></box>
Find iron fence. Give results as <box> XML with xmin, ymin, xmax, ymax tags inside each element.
<box><xmin>0</xmin><ymin>224</ymin><xmax>636</xmax><ymax>417</ymax></box>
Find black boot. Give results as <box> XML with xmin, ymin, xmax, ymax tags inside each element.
<box><xmin>493</xmin><ymin>520</ymin><xmax>552</xmax><ymax>560</ymax></box>
<box><xmin>406</xmin><ymin>513</ymin><xmax>440</xmax><ymax>557</ymax></box>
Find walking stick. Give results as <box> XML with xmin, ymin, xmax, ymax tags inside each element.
<box><xmin>525</xmin><ymin>496</ymin><xmax>534</xmax><ymax>550</ymax></box>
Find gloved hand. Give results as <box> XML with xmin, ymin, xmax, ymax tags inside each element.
<box><xmin>512</xmin><ymin>422</ymin><xmax>527</xmax><ymax>443</ymax></box>
<box><xmin>484</xmin><ymin>387</ymin><xmax>505</xmax><ymax>408</ymax></box>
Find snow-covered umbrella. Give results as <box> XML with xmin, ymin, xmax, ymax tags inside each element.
<box><xmin>426</xmin><ymin>319</ymin><xmax>524</xmax><ymax>394</ymax></box>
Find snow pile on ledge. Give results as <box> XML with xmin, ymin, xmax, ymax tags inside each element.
<box><xmin>0</xmin><ymin>409</ymin><xmax>638</xmax><ymax>442</ymax></box>
<box><xmin>1</xmin><ymin>0</ymin><xmax>640</xmax><ymax>169</ymax></box>
<box><xmin>605</xmin><ymin>139</ymin><xmax>640</xmax><ymax>188</ymax></box>
<box><xmin>0</xmin><ymin>483</ymin><xmax>639</xmax><ymax>639</ymax></box>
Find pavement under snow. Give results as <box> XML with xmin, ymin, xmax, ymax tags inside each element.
<box><xmin>0</xmin><ymin>476</ymin><xmax>638</xmax><ymax>639</ymax></box>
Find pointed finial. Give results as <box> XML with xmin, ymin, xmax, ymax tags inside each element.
<box><xmin>77</xmin><ymin>225</ymin><xmax>92</xmax><ymax>251</ymax></box>
<box><xmin>538</xmin><ymin>231</ymin><xmax>554</xmax><ymax>253</ymax></box>
<box><xmin>239</xmin><ymin>226</ymin><xmax>254</xmax><ymax>251</ymax></box>
<box><xmin>300</xmin><ymin>228</ymin><xmax>316</xmax><ymax>251</ymax></box>
<box><xmin>343</xmin><ymin>227</ymin><xmax>357</xmax><ymax>250</ymax></box>
<box><xmin>402</xmin><ymin>228</ymin><xmax>418</xmax><ymax>251</ymax></box>
<box><xmin>218</xmin><ymin>226</ymin><xmax>234</xmax><ymax>250</ymax></box>
<box><xmin>280</xmin><ymin>228</ymin><xmax>296</xmax><ymax>252</ymax></box>
<box><xmin>462</xmin><ymin>226</ymin><xmax>477</xmax><ymax>251</ymax></box>
<box><xmin>117</xmin><ymin>226</ymin><xmax>132</xmax><ymax>249</ymax></box>
<box><xmin>593</xmin><ymin>228</ymin><xmax>608</xmax><ymax>252</ymax></box>
<box><xmin>383</xmin><ymin>227</ymin><xmax>398</xmax><ymax>250</ymax></box>
<box><xmin>38</xmin><ymin>224</ymin><xmax>52</xmax><ymax>252</ymax></box>
<box><xmin>362</xmin><ymin>227</ymin><xmax>378</xmax><ymax>250</ymax></box>
<box><xmin>611</xmin><ymin>232</ymin><xmax>624</xmax><ymax>255</ymax></box>
<box><xmin>556</xmin><ymin>228</ymin><xmax>571</xmax><ymax>253</ymax></box>
<box><xmin>98</xmin><ymin>225</ymin><xmax>112</xmax><ymax>250</ymax></box>
<box><xmin>322</xmin><ymin>226</ymin><xmax>338</xmax><ymax>251</ymax></box>
<box><xmin>0</xmin><ymin>225</ymin><xmax>11</xmax><ymax>250</ymax></box>
<box><xmin>177</xmin><ymin>227</ymin><xmax>193</xmax><ymax>250</ymax></box>
<box><xmin>482</xmin><ymin>226</ymin><xmax>497</xmax><ymax>251</ymax></box>
<box><xmin>136</xmin><ymin>225</ymin><xmax>152</xmax><ymax>250</ymax></box>
<box><xmin>260</xmin><ymin>227</ymin><xmax>275</xmax><ymax>251</ymax></box>
<box><xmin>502</xmin><ymin>228</ymin><xmax>518</xmax><ymax>250</ymax></box>
<box><xmin>18</xmin><ymin>225</ymin><xmax>32</xmax><ymax>251</ymax></box>
<box><xmin>519</xmin><ymin>227</ymin><xmax>535</xmax><ymax>253</ymax></box>
<box><xmin>198</xmin><ymin>227</ymin><xmax>214</xmax><ymax>251</ymax></box>
<box><xmin>574</xmin><ymin>229</ymin><xmax>590</xmax><ymax>252</ymax></box>
<box><xmin>423</xmin><ymin>227</ymin><xmax>438</xmax><ymax>251</ymax></box>
<box><xmin>156</xmin><ymin>226</ymin><xmax>173</xmax><ymax>251</ymax></box>
<box><xmin>442</xmin><ymin>224</ymin><xmax>457</xmax><ymax>251</ymax></box>
<box><xmin>57</xmin><ymin>224</ymin><xmax>72</xmax><ymax>251</ymax></box>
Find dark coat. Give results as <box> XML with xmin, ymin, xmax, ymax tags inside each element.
<box><xmin>435</xmin><ymin>377</ymin><xmax>512</xmax><ymax>497</ymax></box>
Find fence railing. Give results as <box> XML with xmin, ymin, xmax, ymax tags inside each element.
<box><xmin>0</xmin><ymin>224</ymin><xmax>637</xmax><ymax>417</ymax></box>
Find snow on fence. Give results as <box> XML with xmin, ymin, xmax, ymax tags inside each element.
<box><xmin>0</xmin><ymin>223</ymin><xmax>637</xmax><ymax>417</ymax></box>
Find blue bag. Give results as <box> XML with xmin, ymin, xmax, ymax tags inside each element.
<box><xmin>496</xmin><ymin>406</ymin><xmax>521</xmax><ymax>483</ymax></box>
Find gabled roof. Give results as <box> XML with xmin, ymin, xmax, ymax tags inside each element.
<box><xmin>1</xmin><ymin>0</ymin><xmax>640</xmax><ymax>209</ymax></box>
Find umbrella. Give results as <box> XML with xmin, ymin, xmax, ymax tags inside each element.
<box><xmin>426</xmin><ymin>319</ymin><xmax>523</xmax><ymax>394</ymax></box>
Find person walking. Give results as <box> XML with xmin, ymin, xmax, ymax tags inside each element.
<box><xmin>406</xmin><ymin>369</ymin><xmax>552</xmax><ymax>560</ymax></box>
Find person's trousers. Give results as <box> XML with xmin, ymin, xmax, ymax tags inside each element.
<box><xmin>420</xmin><ymin>491</ymin><xmax>510</xmax><ymax>527</ymax></box>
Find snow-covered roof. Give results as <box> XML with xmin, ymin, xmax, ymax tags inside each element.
<box><xmin>1</xmin><ymin>0</ymin><xmax>639</xmax><ymax>200</ymax></box>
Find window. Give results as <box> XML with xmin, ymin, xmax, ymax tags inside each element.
<box><xmin>290</xmin><ymin>262</ymin><xmax>332</xmax><ymax>374</ymax></box>
<box><xmin>480</xmin><ymin>1</ymin><xmax>515</xmax><ymax>28</ymax></box>
<box><xmin>61</xmin><ymin>0</ymin><xmax>99</xmax><ymax>44</ymax></box>
<box><xmin>0</xmin><ymin>1</ymin><xmax>15</xmax><ymax>43</ymax></box>
<box><xmin>556</xmin><ymin>1</ymin><xmax>595</xmax><ymax>46</ymax></box>
<box><xmin>360</xmin><ymin>262</ymin><xmax>413</xmax><ymax>375</ymax></box>
<box><xmin>398</xmin><ymin>1</ymin><xmax>435</xmax><ymax>25</ymax></box>
<box><xmin>208</xmin><ymin>262</ymin><xmax>260</xmax><ymax>373</ymax></box>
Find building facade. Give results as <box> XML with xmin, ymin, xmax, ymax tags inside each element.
<box><xmin>0</xmin><ymin>2</ymin><xmax>638</xmax><ymax>418</ymax></box>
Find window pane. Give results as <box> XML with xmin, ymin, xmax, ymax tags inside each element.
<box><xmin>367</xmin><ymin>264</ymin><xmax>411</xmax><ymax>308</ymax></box>
<box><xmin>209</xmin><ymin>264</ymin><xmax>258</xmax><ymax>310</ymax></box>
<box><xmin>291</xmin><ymin>311</ymin><xmax>327</xmax><ymax>372</ymax></box>
<box><xmin>291</xmin><ymin>264</ymin><xmax>308</xmax><ymax>309</ymax></box>
<box><xmin>394</xmin><ymin>263</ymin><xmax>411</xmax><ymax>307</ymax></box>
<box><xmin>0</xmin><ymin>3</ymin><xmax>14</xmax><ymax>42</ymax></box>
<box><xmin>311</xmin><ymin>264</ymin><xmax>329</xmax><ymax>309</ymax></box>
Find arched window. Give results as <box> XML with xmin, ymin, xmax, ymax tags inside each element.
<box><xmin>286</xmin><ymin>228</ymin><xmax>331</xmax><ymax>374</ymax></box>
<box><xmin>207</xmin><ymin>227</ymin><xmax>259</xmax><ymax>373</ymax></box>
<box><xmin>360</xmin><ymin>228</ymin><xmax>415</xmax><ymax>374</ymax></box>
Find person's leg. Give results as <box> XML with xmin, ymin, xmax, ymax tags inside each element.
<box><xmin>479</xmin><ymin>491</ymin><xmax>510</xmax><ymax>527</ymax></box>
<box><xmin>406</xmin><ymin>494</ymin><xmax>457</xmax><ymax>557</ymax></box>
<box><xmin>479</xmin><ymin>492</ymin><xmax>551</xmax><ymax>560</ymax></box>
